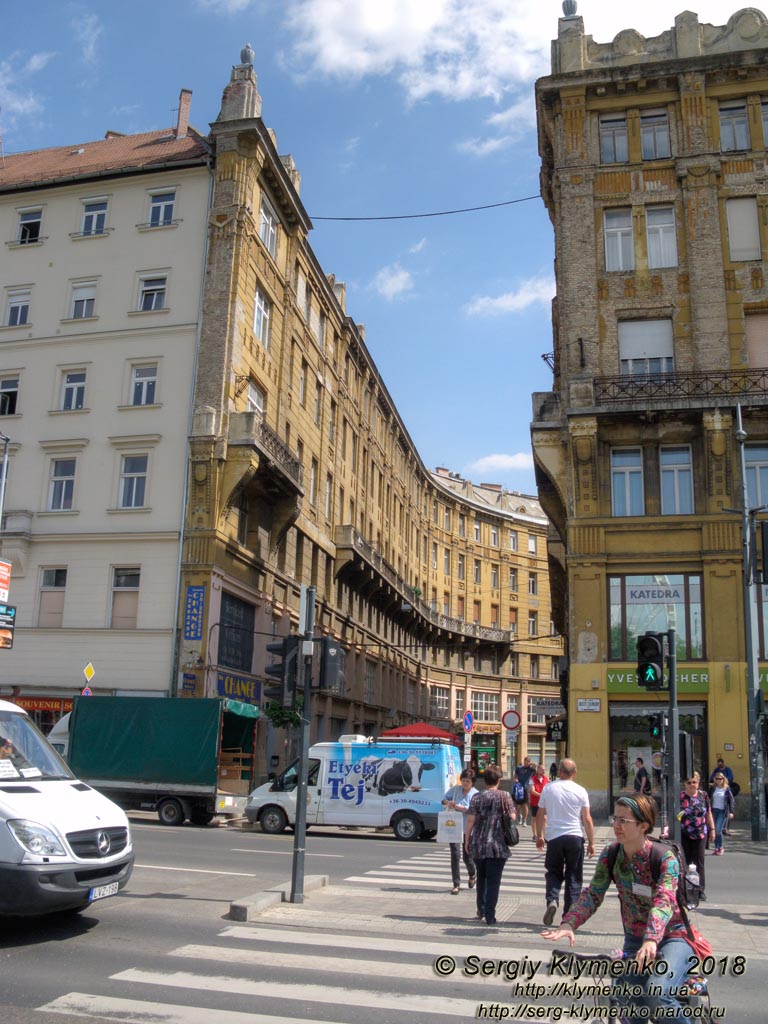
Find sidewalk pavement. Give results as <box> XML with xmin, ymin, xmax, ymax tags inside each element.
<box><xmin>231</xmin><ymin>824</ymin><xmax>768</xmax><ymax>960</ymax></box>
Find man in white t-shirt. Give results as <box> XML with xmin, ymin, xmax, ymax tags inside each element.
<box><xmin>535</xmin><ymin>758</ymin><xmax>595</xmax><ymax>926</ymax></box>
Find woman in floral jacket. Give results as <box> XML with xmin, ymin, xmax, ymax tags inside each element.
<box><xmin>679</xmin><ymin>776</ymin><xmax>715</xmax><ymax>901</ymax></box>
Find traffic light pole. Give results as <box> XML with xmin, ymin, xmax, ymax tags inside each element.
<box><xmin>289</xmin><ymin>585</ymin><xmax>315</xmax><ymax>904</ymax></box>
<box><xmin>666</xmin><ymin>627</ymin><xmax>681</xmax><ymax>846</ymax></box>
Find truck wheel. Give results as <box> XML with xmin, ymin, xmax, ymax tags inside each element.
<box><xmin>158</xmin><ymin>798</ymin><xmax>185</xmax><ymax>826</ymax></box>
<box><xmin>260</xmin><ymin>806</ymin><xmax>288</xmax><ymax>834</ymax></box>
<box><xmin>190</xmin><ymin>809</ymin><xmax>215</xmax><ymax>827</ymax></box>
<box><xmin>392</xmin><ymin>812</ymin><xmax>423</xmax><ymax>841</ymax></box>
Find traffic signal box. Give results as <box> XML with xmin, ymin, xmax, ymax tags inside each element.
<box><xmin>636</xmin><ymin>633</ymin><xmax>664</xmax><ymax>690</ymax></box>
<box><xmin>317</xmin><ymin>637</ymin><xmax>346</xmax><ymax>694</ymax></box>
<box><xmin>264</xmin><ymin>635</ymin><xmax>300</xmax><ymax>708</ymax></box>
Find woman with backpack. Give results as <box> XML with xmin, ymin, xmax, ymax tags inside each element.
<box><xmin>679</xmin><ymin>776</ymin><xmax>714</xmax><ymax>900</ymax></box>
<box><xmin>710</xmin><ymin>772</ymin><xmax>735</xmax><ymax>855</ymax></box>
<box><xmin>540</xmin><ymin>795</ymin><xmax>696</xmax><ymax>1019</ymax></box>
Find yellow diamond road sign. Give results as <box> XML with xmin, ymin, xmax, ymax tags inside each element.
<box><xmin>83</xmin><ymin>662</ymin><xmax>95</xmax><ymax>683</ymax></box>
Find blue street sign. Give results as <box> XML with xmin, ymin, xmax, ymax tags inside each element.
<box><xmin>463</xmin><ymin>710</ymin><xmax>474</xmax><ymax>733</ymax></box>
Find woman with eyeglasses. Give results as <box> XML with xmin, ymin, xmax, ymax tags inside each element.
<box><xmin>679</xmin><ymin>777</ymin><xmax>714</xmax><ymax>899</ymax></box>
<box><xmin>541</xmin><ymin>795</ymin><xmax>691</xmax><ymax>1019</ymax></box>
<box><xmin>710</xmin><ymin>773</ymin><xmax>735</xmax><ymax>855</ymax></box>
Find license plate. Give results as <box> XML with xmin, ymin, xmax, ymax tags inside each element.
<box><xmin>89</xmin><ymin>882</ymin><xmax>119</xmax><ymax>902</ymax></box>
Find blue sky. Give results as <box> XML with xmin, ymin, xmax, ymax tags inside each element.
<box><xmin>1</xmin><ymin>0</ymin><xmax>747</xmax><ymax>495</ymax></box>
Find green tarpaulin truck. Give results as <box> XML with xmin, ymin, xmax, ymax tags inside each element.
<box><xmin>66</xmin><ymin>696</ymin><xmax>259</xmax><ymax>826</ymax></box>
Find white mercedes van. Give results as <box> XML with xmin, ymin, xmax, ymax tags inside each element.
<box><xmin>0</xmin><ymin>699</ymin><xmax>134</xmax><ymax>916</ymax></box>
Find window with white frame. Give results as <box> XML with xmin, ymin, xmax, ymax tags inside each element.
<box><xmin>444</xmin><ymin>506</ymin><xmax>451</xmax><ymax>530</ymax></box>
<box><xmin>0</xmin><ymin>377</ymin><xmax>18</xmax><ymax>416</ymax></box>
<box><xmin>431</xmin><ymin>542</ymin><xmax>438</xmax><ymax>569</ymax></box>
<box><xmin>17</xmin><ymin>209</ymin><xmax>42</xmax><ymax>244</ymax></box>
<box><xmin>599</xmin><ymin>114</ymin><xmax>628</xmax><ymax>163</ymax></box>
<box><xmin>131</xmin><ymin>365</ymin><xmax>157</xmax><ymax>406</ymax></box>
<box><xmin>473</xmin><ymin>559</ymin><xmax>481</xmax><ymax>584</ymax></box>
<box><xmin>604</xmin><ymin>208</ymin><xmax>634</xmax><ymax>271</ymax></box>
<box><xmin>148</xmin><ymin>191</ymin><xmax>175</xmax><ymax>227</ymax></box>
<box><xmin>528</xmin><ymin>695</ymin><xmax>547</xmax><ymax>723</ymax></box>
<box><xmin>746</xmin><ymin>445</ymin><xmax>768</xmax><ymax>507</ymax></box>
<box><xmin>528</xmin><ymin>572</ymin><xmax>538</xmax><ymax>595</ymax></box>
<box><xmin>509</xmin><ymin>609</ymin><xmax>518</xmax><ymax>636</ymax></box>
<box><xmin>443</xmin><ymin>548</ymin><xmax>451</xmax><ymax>574</ymax></box>
<box><xmin>253</xmin><ymin>288</ymin><xmax>271</xmax><ymax>347</ymax></box>
<box><xmin>491</xmin><ymin>564</ymin><xmax>499</xmax><ymax>588</ymax></box>
<box><xmin>259</xmin><ymin>196</ymin><xmax>278</xmax><ymax>257</ymax></box>
<box><xmin>471</xmin><ymin>691</ymin><xmax>499</xmax><ymax>722</ymax></box>
<box><xmin>139</xmin><ymin>276</ymin><xmax>166</xmax><ymax>311</ymax></box>
<box><xmin>49</xmin><ymin>458</ymin><xmax>76</xmax><ymax>510</ymax></box>
<box><xmin>407</xmin><ymin>682</ymin><xmax>416</xmax><ymax>715</ymax></box>
<box><xmin>646</xmin><ymin>206</ymin><xmax>678</xmax><ymax>268</ymax></box>
<box><xmin>111</xmin><ymin>568</ymin><xmax>140</xmax><ymax>628</ymax></box>
<box><xmin>119</xmin><ymin>454</ymin><xmax>148</xmax><ymax>508</ymax></box>
<box><xmin>309</xmin><ymin>458</ymin><xmax>318</xmax><ymax>505</ymax></box>
<box><xmin>528</xmin><ymin>535</ymin><xmax>537</xmax><ymax>554</ymax></box>
<box><xmin>509</xmin><ymin>567</ymin><xmax>518</xmax><ymax>592</ymax></box>
<box><xmin>247</xmin><ymin>380</ymin><xmax>264</xmax><ymax>415</ymax></box>
<box><xmin>6</xmin><ymin>290</ymin><xmax>30</xmax><ymax>327</ymax></box>
<box><xmin>474</xmin><ymin>520</ymin><xmax>481</xmax><ymax>542</ymax></box>
<box><xmin>491</xmin><ymin>525</ymin><xmax>499</xmax><ymax>546</ymax></box>
<box><xmin>530</xmin><ymin>655</ymin><xmax>540</xmax><ymax>679</ymax></box>
<box><xmin>81</xmin><ymin>200</ymin><xmax>107</xmax><ymax>235</ymax></box>
<box><xmin>720</xmin><ymin>101</ymin><xmax>750</xmax><ymax>152</ymax></box>
<box><xmin>509</xmin><ymin>650</ymin><xmax>518</xmax><ymax>673</ymax></box>
<box><xmin>611</xmin><ymin>448</ymin><xmax>644</xmax><ymax>516</ymax></box>
<box><xmin>365</xmin><ymin>660</ymin><xmax>376</xmax><ymax>704</ymax></box>
<box><xmin>660</xmin><ymin>445</ymin><xmax>694</xmax><ymax>515</ymax></box>
<box><xmin>640</xmin><ymin>110</ymin><xmax>671</xmax><ymax>160</ymax></box>
<box><xmin>726</xmin><ymin>198</ymin><xmax>761</xmax><ymax>262</ymax></box>
<box><xmin>458</xmin><ymin>513</ymin><xmax>466</xmax><ymax>537</ymax></box>
<box><xmin>38</xmin><ymin>568</ymin><xmax>67</xmax><ymax>628</ymax></box>
<box><xmin>430</xmin><ymin>685</ymin><xmax>450</xmax><ymax>718</ymax></box>
<box><xmin>618</xmin><ymin>319</ymin><xmax>674</xmax><ymax>375</ymax></box>
<box><xmin>457</xmin><ymin>554</ymin><xmax>465</xmax><ymax>581</ymax></box>
<box><xmin>528</xmin><ymin>611</ymin><xmax>538</xmax><ymax>637</ymax></box>
<box><xmin>61</xmin><ymin>370</ymin><xmax>86</xmax><ymax>411</ymax></box>
<box><xmin>325</xmin><ymin>472</ymin><xmax>333</xmax><ymax>519</ymax></box>
<box><xmin>70</xmin><ymin>283</ymin><xmax>96</xmax><ymax>319</ymax></box>
<box><xmin>299</xmin><ymin>361</ymin><xmax>307</xmax><ymax>406</ymax></box>
<box><xmin>455</xmin><ymin>689</ymin><xmax>466</xmax><ymax>719</ymax></box>
<box><xmin>509</xmin><ymin>530</ymin><xmax>518</xmax><ymax>551</ymax></box>
<box><xmin>314</xmin><ymin>381</ymin><xmax>322</xmax><ymax>425</ymax></box>
<box><xmin>506</xmin><ymin>695</ymin><xmax>518</xmax><ymax>713</ymax></box>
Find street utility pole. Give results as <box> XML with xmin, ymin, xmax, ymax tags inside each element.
<box><xmin>289</xmin><ymin>585</ymin><xmax>315</xmax><ymax>903</ymax></box>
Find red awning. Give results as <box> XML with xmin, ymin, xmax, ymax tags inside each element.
<box><xmin>380</xmin><ymin>723</ymin><xmax>461</xmax><ymax>746</ymax></box>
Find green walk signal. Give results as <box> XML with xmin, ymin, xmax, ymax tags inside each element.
<box><xmin>636</xmin><ymin>633</ymin><xmax>664</xmax><ymax>690</ymax></box>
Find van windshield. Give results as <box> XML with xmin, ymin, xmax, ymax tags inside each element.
<box><xmin>0</xmin><ymin>712</ymin><xmax>74</xmax><ymax>782</ymax></box>
<box><xmin>278</xmin><ymin>758</ymin><xmax>320</xmax><ymax>792</ymax></box>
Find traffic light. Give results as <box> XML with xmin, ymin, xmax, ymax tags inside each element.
<box><xmin>264</xmin><ymin>636</ymin><xmax>300</xmax><ymax>708</ymax></box>
<box><xmin>318</xmin><ymin>637</ymin><xmax>346</xmax><ymax>694</ymax></box>
<box><xmin>648</xmin><ymin>714</ymin><xmax>662</xmax><ymax>740</ymax></box>
<box><xmin>636</xmin><ymin>633</ymin><xmax>664</xmax><ymax>690</ymax></box>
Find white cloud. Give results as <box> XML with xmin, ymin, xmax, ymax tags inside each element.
<box><xmin>196</xmin><ymin>0</ymin><xmax>255</xmax><ymax>11</ymax></box>
<box><xmin>465</xmin><ymin>275</ymin><xmax>555</xmax><ymax>316</ymax></box>
<box><xmin>23</xmin><ymin>52</ymin><xmax>56</xmax><ymax>75</ymax></box>
<box><xmin>71</xmin><ymin>13</ymin><xmax>104</xmax><ymax>65</ymax></box>
<box><xmin>372</xmin><ymin>262</ymin><xmax>414</xmax><ymax>301</ymax></box>
<box><xmin>465</xmin><ymin>452</ymin><xmax>534</xmax><ymax>475</ymax></box>
<box><xmin>0</xmin><ymin>51</ymin><xmax>53</xmax><ymax>133</ymax></box>
<box><xmin>408</xmin><ymin>238</ymin><xmax>427</xmax><ymax>254</ymax></box>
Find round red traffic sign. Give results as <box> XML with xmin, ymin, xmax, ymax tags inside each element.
<box><xmin>501</xmin><ymin>709</ymin><xmax>521</xmax><ymax>731</ymax></box>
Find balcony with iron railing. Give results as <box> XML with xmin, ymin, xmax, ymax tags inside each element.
<box><xmin>228</xmin><ymin>411</ymin><xmax>303</xmax><ymax>491</ymax></box>
<box><xmin>594</xmin><ymin>367</ymin><xmax>768</xmax><ymax>408</ymax></box>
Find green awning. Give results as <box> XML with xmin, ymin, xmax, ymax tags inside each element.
<box><xmin>223</xmin><ymin>699</ymin><xmax>261</xmax><ymax>719</ymax></box>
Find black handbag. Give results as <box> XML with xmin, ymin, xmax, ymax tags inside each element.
<box><xmin>502</xmin><ymin>801</ymin><xmax>520</xmax><ymax>847</ymax></box>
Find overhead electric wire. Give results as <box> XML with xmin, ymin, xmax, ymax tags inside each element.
<box><xmin>311</xmin><ymin>193</ymin><xmax>542</xmax><ymax>222</ymax></box>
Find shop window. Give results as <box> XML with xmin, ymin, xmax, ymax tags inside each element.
<box><xmin>608</xmin><ymin>574</ymin><xmax>703</xmax><ymax>661</ymax></box>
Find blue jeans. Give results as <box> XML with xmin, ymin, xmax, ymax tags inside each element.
<box><xmin>615</xmin><ymin>935</ymin><xmax>692</xmax><ymax>1018</ymax></box>
<box><xmin>712</xmin><ymin>807</ymin><xmax>727</xmax><ymax>851</ymax></box>
<box><xmin>475</xmin><ymin>857</ymin><xmax>506</xmax><ymax>923</ymax></box>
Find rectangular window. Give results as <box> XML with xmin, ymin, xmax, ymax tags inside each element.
<box><xmin>246</xmin><ymin>381</ymin><xmax>264</xmax><ymax>415</ymax></box>
<box><xmin>529</xmin><ymin>655</ymin><xmax>540</xmax><ymax>679</ymax></box>
<box><xmin>325</xmin><ymin>473</ymin><xmax>333</xmax><ymax>519</ymax></box>
<box><xmin>746</xmin><ymin>444</ymin><xmax>768</xmax><ymax>507</ymax></box>
<box><xmin>49</xmin><ymin>458</ymin><xmax>76</xmax><ymax>510</ymax></box>
<box><xmin>528</xmin><ymin>572</ymin><xmax>538</xmax><ymax>595</ymax></box>
<box><xmin>457</xmin><ymin>554</ymin><xmax>465</xmax><ymax>581</ymax></box>
<box><xmin>457</xmin><ymin>596</ymin><xmax>465</xmax><ymax>620</ymax></box>
<box><xmin>443</xmin><ymin>548</ymin><xmax>451</xmax><ymax>574</ymax></box>
<box><xmin>720</xmin><ymin>101</ymin><xmax>750</xmax><ymax>152</ymax></box>
<box><xmin>254</xmin><ymin>288</ymin><xmax>271</xmax><ymax>347</ymax></box>
<box><xmin>509</xmin><ymin>530</ymin><xmax>518</xmax><ymax>551</ymax></box>
<box><xmin>528</xmin><ymin>694</ymin><xmax>546</xmax><ymax>722</ymax></box>
<box><xmin>604</xmin><ymin>208</ymin><xmax>634</xmax><ymax>271</ymax></box>
<box><xmin>458</xmin><ymin>514</ymin><xmax>466</xmax><ymax>537</ymax></box>
<box><xmin>431</xmin><ymin>543</ymin><xmax>438</xmax><ymax>570</ymax></box>
<box><xmin>599</xmin><ymin>114</ymin><xmax>628</xmax><ymax>164</ymax></box>
<box><xmin>660</xmin><ymin>446</ymin><xmax>693</xmax><ymax>515</ymax></box>
<box><xmin>509</xmin><ymin>608</ymin><xmax>518</xmax><ymax>634</ymax></box>
<box><xmin>39</xmin><ymin>568</ymin><xmax>67</xmax><ymax>628</ymax></box>
<box><xmin>0</xmin><ymin>378</ymin><xmax>18</xmax><ymax>416</ymax></box>
<box><xmin>82</xmin><ymin>200</ymin><xmax>107</xmax><ymax>235</ymax></box>
<box><xmin>149</xmin><ymin>192</ymin><xmax>175</xmax><ymax>226</ymax></box>
<box><xmin>491</xmin><ymin>564</ymin><xmax>499</xmax><ymax>588</ymax></box>
<box><xmin>763</xmin><ymin>100</ymin><xmax>768</xmax><ymax>148</ymax></box>
<box><xmin>471</xmin><ymin>691</ymin><xmax>499</xmax><ymax>722</ymax></box>
<box><xmin>528</xmin><ymin>611</ymin><xmax>538</xmax><ymax>637</ymax></box>
<box><xmin>61</xmin><ymin>370</ymin><xmax>86</xmax><ymax>411</ymax></box>
<box><xmin>139</xmin><ymin>276</ymin><xmax>166</xmax><ymax>311</ymax></box>
<box><xmin>18</xmin><ymin>209</ymin><xmax>42</xmax><ymax>244</ymax></box>
<box><xmin>473</xmin><ymin>559</ymin><xmax>481</xmax><ymax>584</ymax></box>
<box><xmin>746</xmin><ymin>313</ymin><xmax>768</xmax><ymax>368</ymax></box>
<box><xmin>365</xmin><ymin>660</ymin><xmax>376</xmax><ymax>704</ymax></box>
<box><xmin>119</xmin><ymin>454</ymin><xmax>148</xmax><ymax>508</ymax></box>
<box><xmin>131</xmin><ymin>365</ymin><xmax>157</xmax><ymax>406</ymax></box>
<box><xmin>218</xmin><ymin>590</ymin><xmax>254</xmax><ymax>670</ymax></box>
<box><xmin>473</xmin><ymin>601</ymin><xmax>481</xmax><ymax>624</ymax></box>
<box><xmin>609</xmin><ymin>573</ymin><xmax>703</xmax><ymax>660</ymax></box>
<box><xmin>726</xmin><ymin>197</ymin><xmax>761</xmax><ymax>261</ymax></box>
<box><xmin>509</xmin><ymin>568</ymin><xmax>518</xmax><ymax>592</ymax></box>
<box><xmin>528</xmin><ymin>536</ymin><xmax>537</xmax><ymax>555</ymax></box>
<box><xmin>299</xmin><ymin>361</ymin><xmax>307</xmax><ymax>406</ymax></box>
<box><xmin>259</xmin><ymin>196</ymin><xmax>278</xmax><ymax>257</ymax></box>
<box><xmin>309</xmin><ymin>458</ymin><xmax>318</xmax><ymax>505</ymax></box>
<box><xmin>444</xmin><ymin>507</ymin><xmax>451</xmax><ymax>530</ymax></box>
<box><xmin>618</xmin><ymin>319</ymin><xmax>674</xmax><ymax>375</ymax></box>
<box><xmin>71</xmin><ymin>283</ymin><xmax>96</xmax><ymax>319</ymax></box>
<box><xmin>646</xmin><ymin>206</ymin><xmax>678</xmax><ymax>268</ymax></box>
<box><xmin>474</xmin><ymin>521</ymin><xmax>481</xmax><ymax>542</ymax></box>
<box><xmin>640</xmin><ymin>110</ymin><xmax>671</xmax><ymax>160</ymax></box>
<box><xmin>314</xmin><ymin>381</ymin><xmax>322</xmax><ymax>425</ymax></box>
<box><xmin>491</xmin><ymin>525</ymin><xmax>499</xmax><ymax>546</ymax></box>
<box><xmin>611</xmin><ymin>448</ymin><xmax>644</xmax><ymax>516</ymax></box>
<box><xmin>430</xmin><ymin>685</ymin><xmax>450</xmax><ymax>718</ymax></box>
<box><xmin>6</xmin><ymin>290</ymin><xmax>30</xmax><ymax>327</ymax></box>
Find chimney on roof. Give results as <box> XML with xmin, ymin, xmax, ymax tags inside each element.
<box><xmin>176</xmin><ymin>89</ymin><xmax>192</xmax><ymax>138</ymax></box>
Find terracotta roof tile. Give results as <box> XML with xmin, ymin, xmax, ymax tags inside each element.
<box><xmin>0</xmin><ymin>128</ymin><xmax>210</xmax><ymax>191</ymax></box>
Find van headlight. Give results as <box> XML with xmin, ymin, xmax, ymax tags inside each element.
<box><xmin>7</xmin><ymin>819</ymin><xmax>67</xmax><ymax>857</ymax></box>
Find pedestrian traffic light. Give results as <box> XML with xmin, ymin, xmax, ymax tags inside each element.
<box><xmin>636</xmin><ymin>633</ymin><xmax>664</xmax><ymax>690</ymax></box>
<box><xmin>264</xmin><ymin>636</ymin><xmax>300</xmax><ymax>709</ymax></box>
<box><xmin>648</xmin><ymin>714</ymin><xmax>662</xmax><ymax>740</ymax></box>
<box><xmin>318</xmin><ymin>637</ymin><xmax>346</xmax><ymax>694</ymax></box>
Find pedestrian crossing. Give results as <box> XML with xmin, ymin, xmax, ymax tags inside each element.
<box><xmin>38</xmin><ymin>918</ymin><xmax>569</xmax><ymax>1024</ymax></box>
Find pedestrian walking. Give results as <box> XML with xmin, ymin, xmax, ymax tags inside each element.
<box><xmin>633</xmin><ymin>757</ymin><xmax>650</xmax><ymax>794</ymax></box>
<box><xmin>679</xmin><ymin>776</ymin><xmax>714</xmax><ymax>900</ymax></box>
<box><xmin>529</xmin><ymin>763</ymin><xmax>549</xmax><ymax>842</ymax></box>
<box><xmin>464</xmin><ymin>767</ymin><xmax>516</xmax><ymax>926</ymax></box>
<box><xmin>514</xmin><ymin>756</ymin><xmax>535</xmax><ymax>826</ymax></box>
<box><xmin>549</xmin><ymin>762</ymin><xmax>558</xmax><ymax>782</ymax></box>
<box><xmin>442</xmin><ymin>768</ymin><xmax>478</xmax><ymax>895</ymax></box>
<box><xmin>535</xmin><ymin>758</ymin><xmax>595</xmax><ymax>925</ymax></box>
<box><xmin>710</xmin><ymin>772</ymin><xmax>735</xmax><ymax>855</ymax></box>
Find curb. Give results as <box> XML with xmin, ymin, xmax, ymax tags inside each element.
<box><xmin>229</xmin><ymin>873</ymin><xmax>330</xmax><ymax>921</ymax></box>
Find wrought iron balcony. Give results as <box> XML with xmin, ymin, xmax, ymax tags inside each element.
<box><xmin>228</xmin><ymin>411</ymin><xmax>303</xmax><ymax>490</ymax></box>
<box><xmin>594</xmin><ymin>367</ymin><xmax>768</xmax><ymax>407</ymax></box>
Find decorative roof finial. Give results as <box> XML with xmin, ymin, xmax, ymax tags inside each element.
<box><xmin>562</xmin><ymin>0</ymin><xmax>578</xmax><ymax>16</ymax></box>
<box><xmin>240</xmin><ymin>42</ymin><xmax>255</xmax><ymax>66</ymax></box>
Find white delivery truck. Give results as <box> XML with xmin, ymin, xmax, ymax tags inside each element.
<box><xmin>0</xmin><ymin>699</ymin><xmax>134</xmax><ymax>916</ymax></box>
<box><xmin>245</xmin><ymin>734</ymin><xmax>463</xmax><ymax>840</ymax></box>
